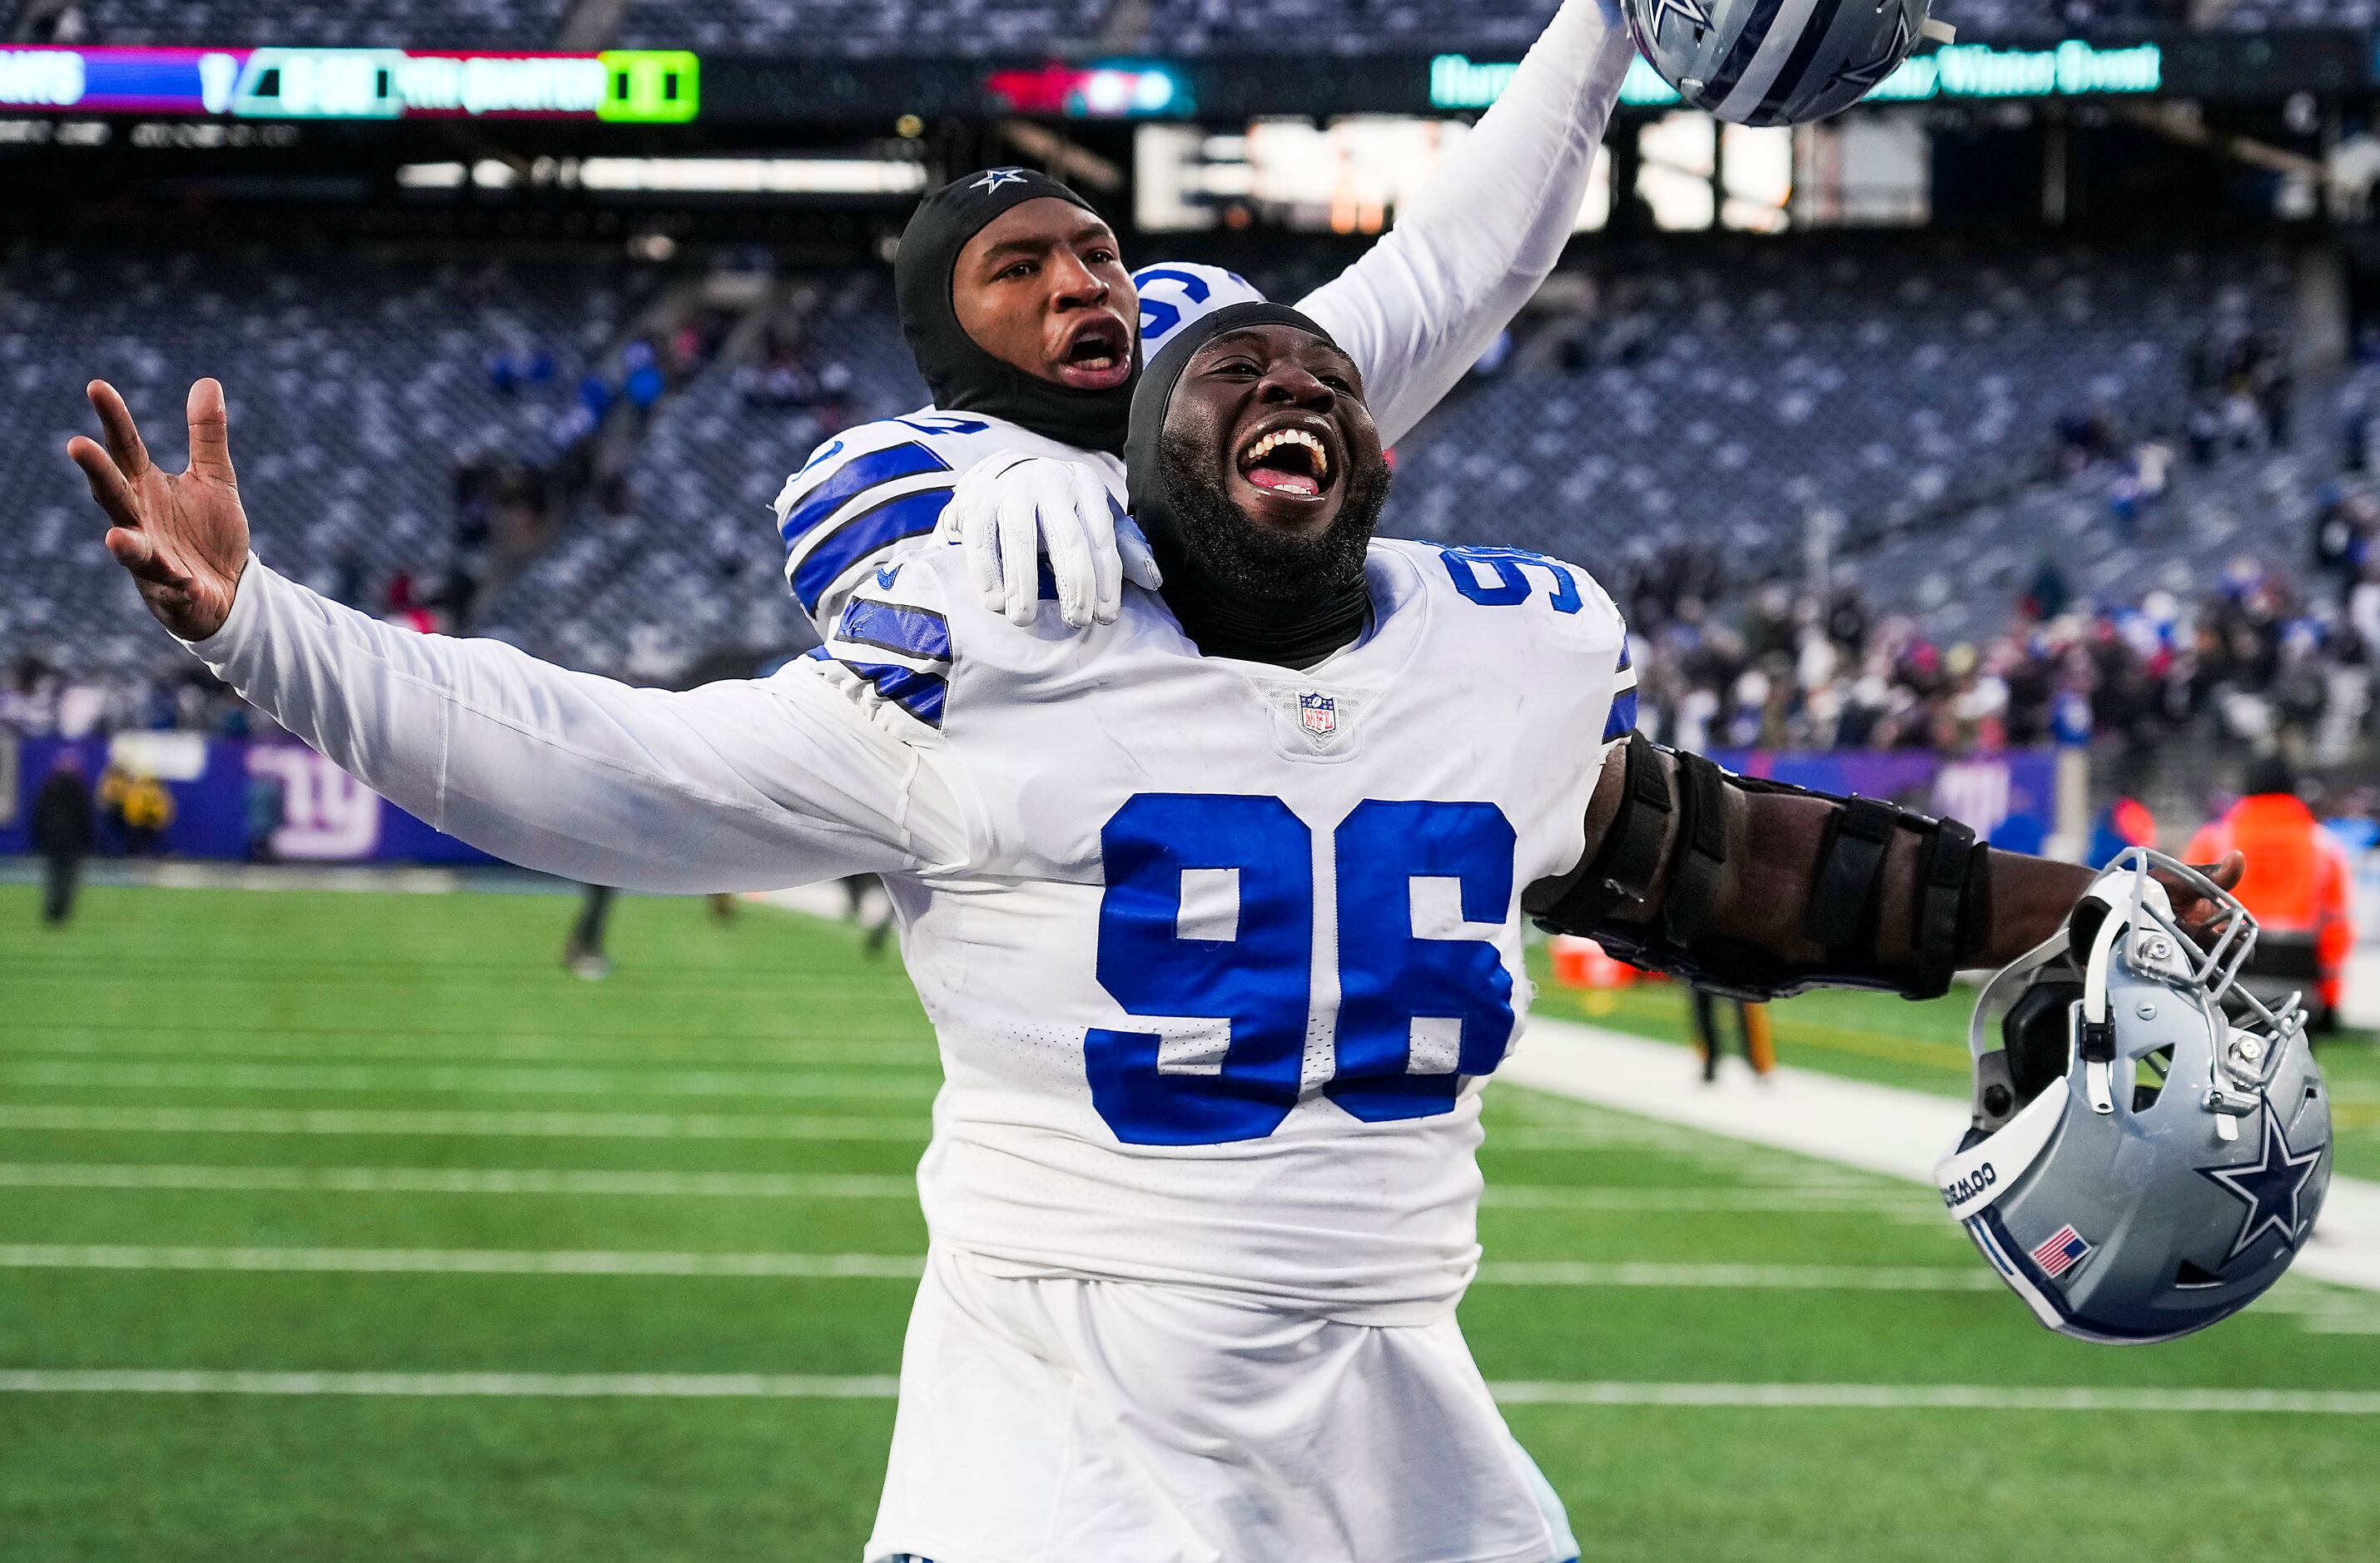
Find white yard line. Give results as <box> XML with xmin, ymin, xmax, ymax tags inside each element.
<box><xmin>0</xmin><ymin>1164</ymin><xmax>1930</xmax><ymax>1213</ymax></box>
<box><xmin>1</xmin><ymin>1369</ymin><xmax>2374</xmax><ymax>1413</ymax></box>
<box><xmin>1499</xmin><ymin>1018</ymin><xmax>2380</xmax><ymax>1294</ymax></box>
<box><xmin>0</xmin><ymin>1245</ymin><xmax>2078</xmax><ymax>1292</ymax></box>
<box><xmin>0</xmin><ymin>1059</ymin><xmax>938</xmax><ymax>1101</ymax></box>
<box><xmin>0</xmin><ymin>1105</ymin><xmax>929</xmax><ymax>1142</ymax></box>
<box><xmin>0</xmin><ymin>1164</ymin><xmax>922</xmax><ymax>1199</ymax></box>
<box><xmin>3</xmin><ymin>1034</ymin><xmax>939</xmax><ymax>1069</ymax></box>
<box><xmin>0</xmin><ymin>1245</ymin><xmax>929</xmax><ymax>1278</ymax></box>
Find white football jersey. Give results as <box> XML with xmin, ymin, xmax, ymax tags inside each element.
<box><xmin>190</xmin><ymin>539</ymin><xmax>1630</xmax><ymax>1326</ymax></box>
<box><xmin>812</xmin><ymin>534</ymin><xmax>1633</xmax><ymax>1322</ymax></box>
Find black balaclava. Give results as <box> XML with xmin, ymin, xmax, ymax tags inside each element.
<box><xmin>1125</xmin><ymin>301</ymin><xmax>1390</xmax><ymax>670</ymax></box>
<box><xmin>893</xmin><ymin>167</ymin><xmax>1136</xmax><ymax>454</ymax></box>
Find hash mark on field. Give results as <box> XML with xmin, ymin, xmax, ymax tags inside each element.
<box><xmin>2</xmin><ymin>1372</ymin><xmax>2377</xmax><ymax>1414</ymax></box>
<box><xmin>0</xmin><ymin>1105</ymin><xmax>929</xmax><ymax>1142</ymax></box>
<box><xmin>0</xmin><ymin>1164</ymin><xmax>920</xmax><ymax>1199</ymax></box>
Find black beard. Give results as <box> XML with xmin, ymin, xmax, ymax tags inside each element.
<box><xmin>1157</xmin><ymin>431</ymin><xmax>1390</xmax><ymax>605</ymax></box>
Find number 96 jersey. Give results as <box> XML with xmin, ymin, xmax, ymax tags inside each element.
<box><xmin>817</xmin><ymin>535</ymin><xmax>1633</xmax><ymax>1325</ymax></box>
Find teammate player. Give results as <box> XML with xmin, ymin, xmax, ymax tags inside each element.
<box><xmin>777</xmin><ymin>0</ymin><xmax>1636</xmax><ymax>637</ymax></box>
<box><xmin>68</xmin><ymin>339</ymin><xmax>2243</xmax><ymax>1558</ymax></box>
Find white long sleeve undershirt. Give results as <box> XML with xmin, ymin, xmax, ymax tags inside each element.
<box><xmin>1296</xmin><ymin>0</ymin><xmax>1634</xmax><ymax>447</ymax></box>
<box><xmin>187</xmin><ymin>558</ymin><xmax>971</xmax><ymax>892</ymax></box>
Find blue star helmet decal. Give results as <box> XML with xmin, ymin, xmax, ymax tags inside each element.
<box><xmin>2197</xmin><ymin>1101</ymin><xmax>2327</xmax><ymax>1267</ymax></box>
<box><xmin>971</xmin><ymin>168</ymin><xmax>1029</xmax><ymax>193</ymax></box>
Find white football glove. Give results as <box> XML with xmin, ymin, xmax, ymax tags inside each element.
<box><xmin>939</xmin><ymin>454</ymin><xmax>1163</xmax><ymax>629</ymax></box>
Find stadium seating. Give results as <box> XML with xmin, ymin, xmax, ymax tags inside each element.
<box><xmin>36</xmin><ymin>1</ymin><xmax>572</xmax><ymax>47</ymax></box>
<box><xmin>613</xmin><ymin>0</ymin><xmax>1119</xmax><ymax>57</ymax></box>
<box><xmin>473</xmin><ymin>271</ymin><xmax>927</xmax><ymax>672</ymax></box>
<box><xmin>0</xmin><ymin>237</ymin><xmax>2310</xmax><ymax>687</ymax></box>
<box><xmin>1403</xmin><ymin>240</ymin><xmax>2293</xmax><ymax>585</ymax></box>
<box><xmin>0</xmin><ymin>246</ymin><xmax>637</xmax><ymax>671</ymax></box>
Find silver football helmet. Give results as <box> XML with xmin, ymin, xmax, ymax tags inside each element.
<box><xmin>1622</xmin><ymin>0</ymin><xmax>1950</xmax><ymax>127</ymax></box>
<box><xmin>1936</xmin><ymin>850</ymin><xmax>2331</xmax><ymax>1343</ymax></box>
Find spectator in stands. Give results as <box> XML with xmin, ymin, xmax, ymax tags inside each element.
<box><xmin>2313</xmin><ymin>488</ymin><xmax>2374</xmax><ymax>605</ymax></box>
<box><xmin>383</xmin><ymin>574</ymin><xmax>440</xmax><ymax>635</ymax></box>
<box><xmin>2086</xmin><ymin>796</ymin><xmax>2159</xmax><ymax>870</ymax></box>
<box><xmin>31</xmin><ymin>751</ymin><xmax>93</xmax><ymax>927</ymax></box>
<box><xmin>2187</xmin><ymin>757</ymin><xmax>2357</xmax><ymax>1033</ymax></box>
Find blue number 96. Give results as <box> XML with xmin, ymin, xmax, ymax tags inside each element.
<box><xmin>1086</xmin><ymin>793</ymin><xmax>1517</xmax><ymax>1146</ymax></box>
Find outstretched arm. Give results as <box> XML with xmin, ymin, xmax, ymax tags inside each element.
<box><xmin>1547</xmin><ymin>738</ymin><xmax>2244</xmax><ymax>995</ymax></box>
<box><xmin>1294</xmin><ymin>0</ymin><xmax>1635</xmax><ymax>446</ymax></box>
<box><xmin>71</xmin><ymin>380</ymin><xmax>967</xmax><ymax>892</ymax></box>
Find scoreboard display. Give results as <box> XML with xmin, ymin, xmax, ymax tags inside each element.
<box><xmin>0</xmin><ymin>46</ymin><xmax>698</xmax><ymax>122</ymax></box>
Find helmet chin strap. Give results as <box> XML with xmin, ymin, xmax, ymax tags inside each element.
<box><xmin>2078</xmin><ymin>895</ymin><xmax>2129</xmax><ymax>1118</ymax></box>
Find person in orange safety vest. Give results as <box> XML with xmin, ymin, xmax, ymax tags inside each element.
<box><xmin>2186</xmin><ymin>757</ymin><xmax>2356</xmax><ymax>1030</ymax></box>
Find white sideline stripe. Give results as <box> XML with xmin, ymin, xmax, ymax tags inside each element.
<box><xmin>0</xmin><ymin>1060</ymin><xmax>938</xmax><ymax>1101</ymax></box>
<box><xmin>0</xmin><ymin>1245</ymin><xmax>2002</xmax><ymax>1290</ymax></box>
<box><xmin>0</xmin><ymin>1164</ymin><xmax>1921</xmax><ymax>1213</ymax></box>
<box><xmin>0</xmin><ymin>1246</ymin><xmax>928</xmax><ymax>1278</ymax></box>
<box><xmin>1483</xmin><ymin>1184</ymin><xmax>1930</xmax><ymax>1213</ymax></box>
<box><xmin>0</xmin><ymin>1164</ymin><xmax>921</xmax><ymax>1199</ymax></box>
<box><xmin>1500</xmin><ymin>1017</ymin><xmax>2380</xmax><ymax>1296</ymax></box>
<box><xmin>0</xmin><ymin>1105</ymin><xmax>927</xmax><ymax>1142</ymax></box>
<box><xmin>1477</xmin><ymin>1262</ymin><xmax>1995</xmax><ymax>1290</ymax></box>
<box><xmin>0</xmin><ymin>1370</ymin><xmax>906</xmax><ymax>1398</ymax></box>
<box><xmin>1487</xmin><ymin>1382</ymin><xmax>2380</xmax><ymax>1415</ymax></box>
<box><xmin>2</xmin><ymin>1371</ymin><xmax>2375</xmax><ymax>1414</ymax></box>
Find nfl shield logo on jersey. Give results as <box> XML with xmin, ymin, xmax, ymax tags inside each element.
<box><xmin>1299</xmin><ymin>692</ymin><xmax>1337</xmax><ymax>736</ymax></box>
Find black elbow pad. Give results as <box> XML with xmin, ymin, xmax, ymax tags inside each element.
<box><xmin>1528</xmin><ymin>734</ymin><xmax>1992</xmax><ymax>1003</ymax></box>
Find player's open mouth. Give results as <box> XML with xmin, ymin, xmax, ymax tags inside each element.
<box><xmin>1054</xmin><ymin>318</ymin><xmax>1132</xmax><ymax>390</ymax></box>
<box><xmin>1236</xmin><ymin>426</ymin><xmax>1334</xmax><ymax>499</ymax></box>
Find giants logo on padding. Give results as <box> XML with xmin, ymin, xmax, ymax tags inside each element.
<box><xmin>248</xmin><ymin>745</ymin><xmax>382</xmax><ymax>861</ymax></box>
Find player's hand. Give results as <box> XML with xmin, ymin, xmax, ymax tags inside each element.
<box><xmin>2161</xmin><ymin>852</ymin><xmax>2246</xmax><ymax>945</ymax></box>
<box><xmin>942</xmin><ymin>453</ymin><xmax>1162</xmax><ymax>629</ymax></box>
<box><xmin>67</xmin><ymin>379</ymin><xmax>250</xmax><ymax>643</ymax></box>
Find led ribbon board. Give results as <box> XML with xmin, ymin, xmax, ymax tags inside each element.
<box><xmin>0</xmin><ymin>47</ymin><xmax>696</xmax><ymax>121</ymax></box>
<box><xmin>984</xmin><ymin>60</ymin><xmax>1191</xmax><ymax>117</ymax></box>
<box><xmin>1430</xmin><ymin>41</ymin><xmax>2163</xmax><ymax>111</ymax></box>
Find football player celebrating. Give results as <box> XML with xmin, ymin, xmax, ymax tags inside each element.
<box><xmin>71</xmin><ymin>343</ymin><xmax>2243</xmax><ymax>1561</ymax></box>
<box><xmin>777</xmin><ymin>0</ymin><xmax>1636</xmax><ymax>638</ymax></box>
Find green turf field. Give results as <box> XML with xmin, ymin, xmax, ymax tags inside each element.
<box><xmin>2</xmin><ymin>881</ymin><xmax>2377</xmax><ymax>1562</ymax></box>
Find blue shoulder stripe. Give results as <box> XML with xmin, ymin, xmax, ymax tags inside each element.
<box><xmin>842</xmin><ymin>659</ymin><xmax>947</xmax><ymax>729</ymax></box>
<box><xmin>1602</xmin><ymin>689</ymin><xmax>1640</xmax><ymax>743</ymax></box>
<box><xmin>791</xmin><ymin>489</ymin><xmax>953</xmax><ymax>613</ymax></box>
<box><xmin>837</xmin><ymin>598</ymin><xmax>952</xmax><ymax>664</ymax></box>
<box><xmin>778</xmin><ymin>441</ymin><xmax>950</xmax><ymax>544</ymax></box>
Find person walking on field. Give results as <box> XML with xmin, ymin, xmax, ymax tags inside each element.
<box><xmin>31</xmin><ymin>751</ymin><xmax>93</xmax><ymax>926</ymax></box>
<box><xmin>1689</xmin><ymin>987</ymin><xmax>1775</xmax><ymax>1084</ymax></box>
